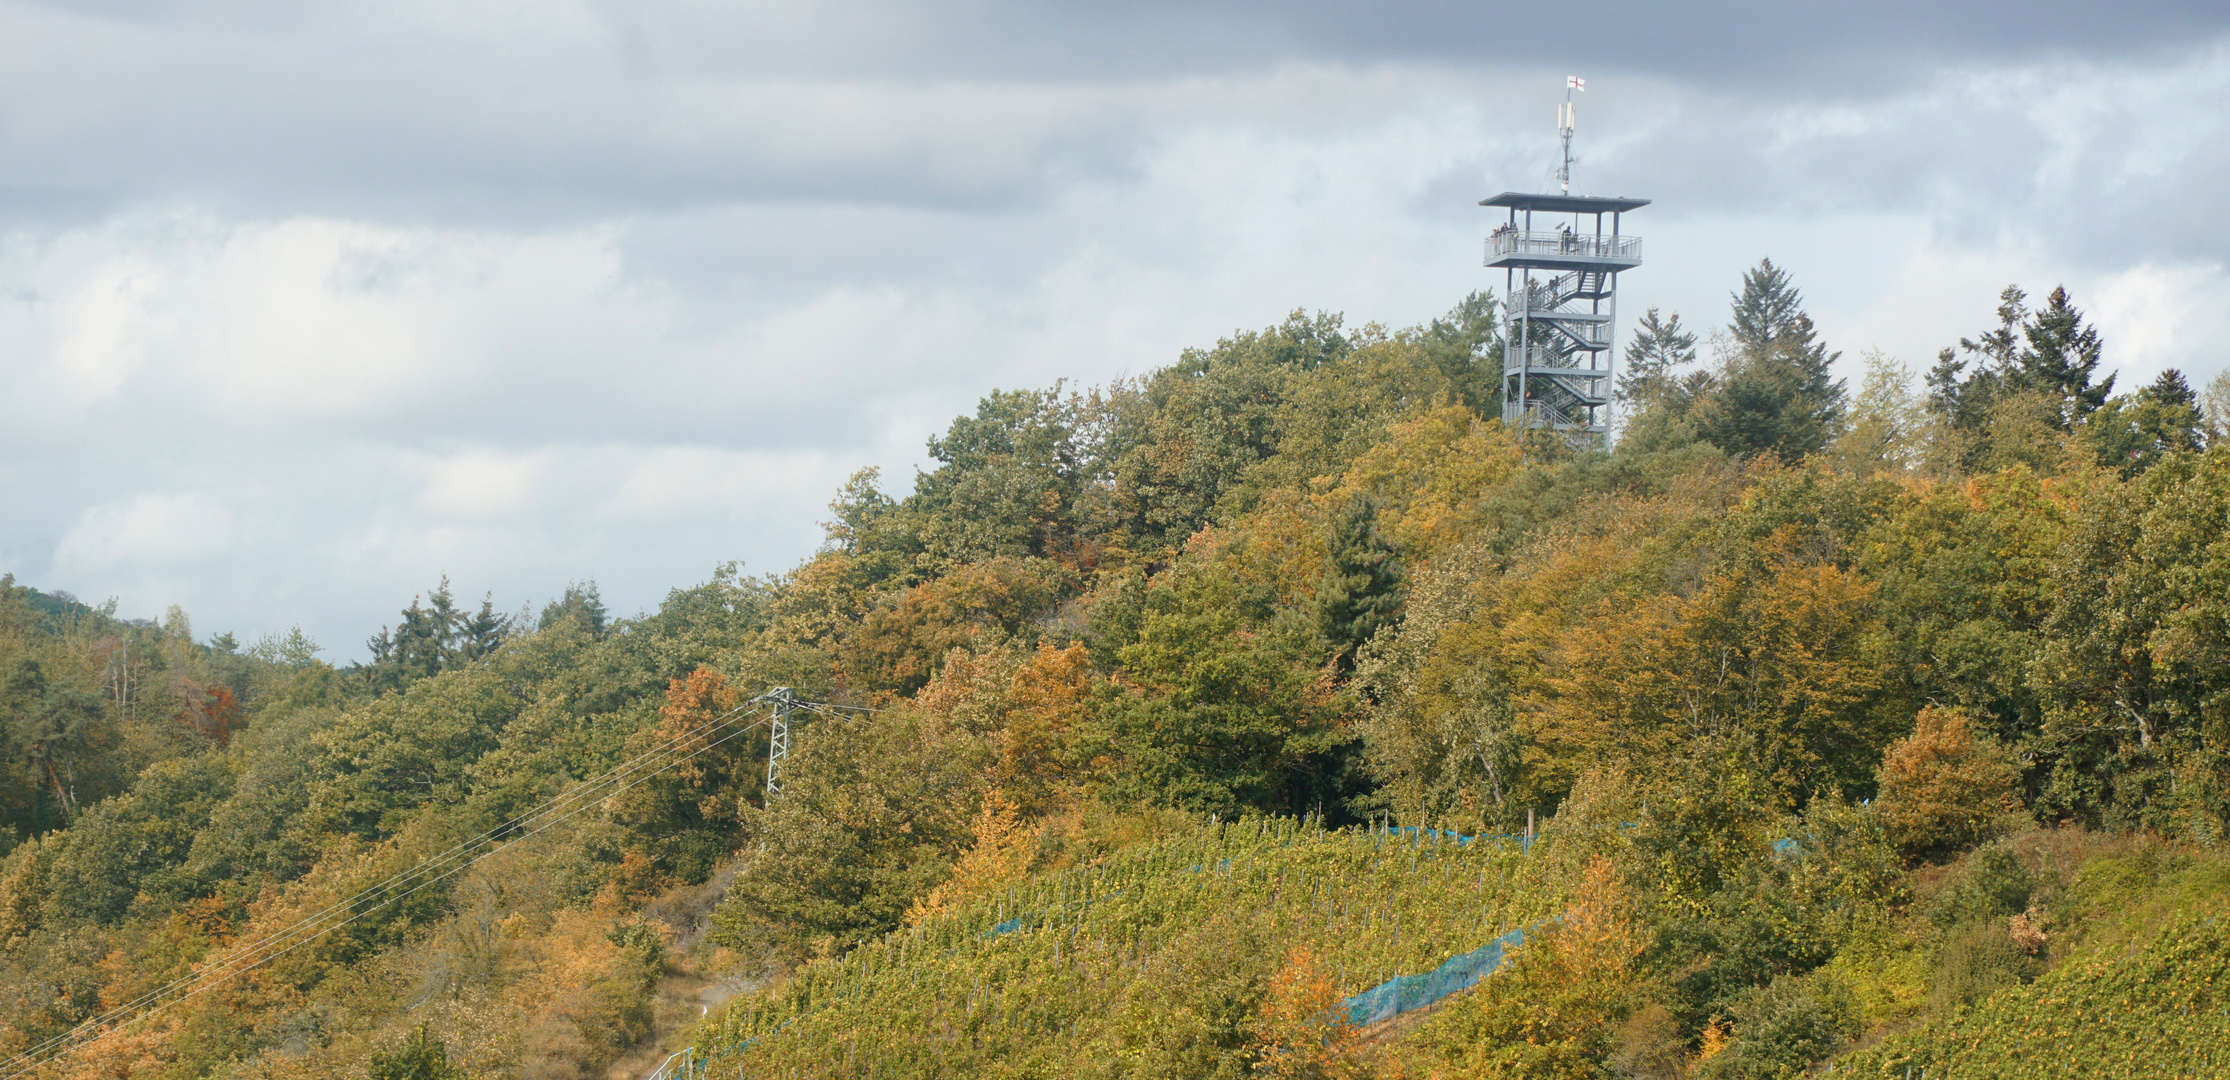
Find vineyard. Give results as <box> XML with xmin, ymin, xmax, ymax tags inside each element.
<box><xmin>1837</xmin><ymin>853</ymin><xmax>2230</xmax><ymax>1079</ymax></box>
<box><xmin>698</xmin><ymin>818</ymin><xmax>1568</xmax><ymax>1079</ymax></box>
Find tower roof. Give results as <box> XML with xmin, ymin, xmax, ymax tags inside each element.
<box><xmin>1479</xmin><ymin>192</ymin><xmax>1650</xmax><ymax>214</ymax></box>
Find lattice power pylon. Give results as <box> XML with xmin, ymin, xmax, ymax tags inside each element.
<box><xmin>753</xmin><ymin>688</ymin><xmax>878</xmax><ymax>796</ymax></box>
<box><xmin>758</xmin><ymin>687</ymin><xmax>798</xmax><ymax>795</ymax></box>
<box><xmin>1482</xmin><ymin>79</ymin><xmax>1647</xmax><ymax>443</ymax></box>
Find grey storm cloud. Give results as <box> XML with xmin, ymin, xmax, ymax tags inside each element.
<box><xmin>3</xmin><ymin>0</ymin><xmax>2229</xmax><ymax>659</ymax></box>
<box><xmin>4</xmin><ymin>0</ymin><xmax>2226</xmax><ymax>222</ymax></box>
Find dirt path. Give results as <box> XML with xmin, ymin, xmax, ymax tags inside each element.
<box><xmin>605</xmin><ymin>863</ymin><xmax>762</xmax><ymax>1080</ymax></box>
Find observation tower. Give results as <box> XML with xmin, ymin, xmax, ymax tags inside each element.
<box><xmin>1482</xmin><ymin>77</ymin><xmax>1646</xmax><ymax>441</ymax></box>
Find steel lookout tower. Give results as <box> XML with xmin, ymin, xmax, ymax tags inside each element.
<box><xmin>1483</xmin><ymin>79</ymin><xmax>1646</xmax><ymax>441</ymax></box>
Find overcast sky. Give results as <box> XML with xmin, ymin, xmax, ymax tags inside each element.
<box><xmin>6</xmin><ymin>0</ymin><xmax>2229</xmax><ymax>660</ymax></box>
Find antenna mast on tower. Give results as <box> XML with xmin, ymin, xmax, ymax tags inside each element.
<box><xmin>1556</xmin><ymin>75</ymin><xmax>1581</xmax><ymax>194</ymax></box>
<box><xmin>1481</xmin><ymin>76</ymin><xmax>1646</xmax><ymax>445</ymax></box>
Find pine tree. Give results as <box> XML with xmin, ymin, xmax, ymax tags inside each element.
<box><xmin>362</xmin><ymin>578</ymin><xmax>510</xmax><ymax>692</ymax></box>
<box><xmin>1615</xmin><ymin>308</ymin><xmax>1698</xmax><ymax>409</ymax></box>
<box><xmin>1926</xmin><ymin>284</ymin><xmax>2116</xmax><ymax>472</ymax></box>
<box><xmin>1728</xmin><ymin>259</ymin><xmax>1807</xmax><ymax>357</ymax></box>
<box><xmin>2019</xmin><ymin>285</ymin><xmax>2113</xmax><ymax>425</ymax></box>
<box><xmin>1695</xmin><ymin>260</ymin><xmax>1847</xmax><ymax>460</ymax></box>
<box><xmin>457</xmin><ymin>592</ymin><xmax>511</xmax><ymax>662</ymax></box>
<box><xmin>2082</xmin><ymin>368</ymin><xmax>2202</xmax><ymax>476</ymax></box>
<box><xmin>1928</xmin><ymin>285</ymin><xmax>2027</xmax><ymax>436</ymax></box>
<box><xmin>1963</xmin><ymin>286</ymin><xmax>2028</xmax><ymax>371</ymax></box>
<box><xmin>540</xmin><ymin>580</ymin><xmax>609</xmax><ymax>635</ymax></box>
<box><xmin>1317</xmin><ymin>496</ymin><xmax>1404</xmax><ymax>673</ymax></box>
<box><xmin>2147</xmin><ymin>367</ymin><xmax>2199</xmax><ymax>411</ymax></box>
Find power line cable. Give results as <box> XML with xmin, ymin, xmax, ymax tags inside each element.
<box><xmin>63</xmin><ymin>698</ymin><xmax>766</xmax><ymax>1037</ymax></box>
<box><xmin>0</xmin><ymin>696</ymin><xmax>784</xmax><ymax>1079</ymax></box>
<box><xmin>2</xmin><ymin>703</ymin><xmax>773</xmax><ymax>1078</ymax></box>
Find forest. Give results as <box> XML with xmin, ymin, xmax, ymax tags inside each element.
<box><xmin>5</xmin><ymin>261</ymin><xmax>2230</xmax><ymax>1079</ymax></box>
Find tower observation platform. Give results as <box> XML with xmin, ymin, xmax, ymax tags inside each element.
<box><xmin>1484</xmin><ymin>191</ymin><xmax>1646</xmax><ymax>439</ymax></box>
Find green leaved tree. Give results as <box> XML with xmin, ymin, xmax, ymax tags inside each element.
<box><xmin>2083</xmin><ymin>368</ymin><xmax>2204</xmax><ymax>476</ymax></box>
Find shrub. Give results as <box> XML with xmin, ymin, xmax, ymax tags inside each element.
<box><xmin>1922</xmin><ymin>843</ymin><xmax>2040</xmax><ymax>1013</ymax></box>
<box><xmin>1927</xmin><ymin>919</ymin><xmax>2030</xmax><ymax>1013</ymax></box>
<box><xmin>1696</xmin><ymin>973</ymin><xmax>1858</xmax><ymax>1080</ymax></box>
<box><xmin>1926</xmin><ymin>843</ymin><xmax>2034</xmax><ymax>929</ymax></box>
<box><xmin>369</xmin><ymin>1025</ymin><xmax>467</xmax><ymax>1080</ymax></box>
<box><xmin>1249</xmin><ymin>946</ymin><xmax>1367</xmax><ymax>1079</ymax></box>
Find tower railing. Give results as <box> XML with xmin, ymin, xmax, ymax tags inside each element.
<box><xmin>1511</xmin><ymin>296</ymin><xmax>1609</xmax><ymax>320</ymax></box>
<box><xmin>1507</xmin><ymin>320</ymin><xmax>1612</xmax><ymax>351</ymax></box>
<box><xmin>1514</xmin><ymin>273</ymin><xmax>1611</xmax><ymax>313</ymax></box>
<box><xmin>1514</xmin><ymin>396</ymin><xmax>1594</xmax><ymax>430</ymax></box>
<box><xmin>1485</xmin><ymin>231</ymin><xmax>1641</xmax><ymax>263</ymax></box>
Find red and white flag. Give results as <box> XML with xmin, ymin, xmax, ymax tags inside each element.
<box><xmin>1567</xmin><ymin>75</ymin><xmax>1585</xmax><ymax>91</ymax></box>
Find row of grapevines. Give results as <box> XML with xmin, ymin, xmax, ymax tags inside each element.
<box><xmin>1836</xmin><ymin>906</ymin><xmax>2230</xmax><ymax>1079</ymax></box>
<box><xmin>697</xmin><ymin>817</ymin><xmax>1565</xmax><ymax>1079</ymax></box>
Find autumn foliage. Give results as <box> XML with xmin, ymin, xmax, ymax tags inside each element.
<box><xmin>1544</xmin><ymin>534</ymin><xmax>1893</xmax><ymax>807</ymax></box>
<box><xmin>174</xmin><ymin>679</ymin><xmax>244</xmax><ymax>747</ymax></box>
<box><xmin>1403</xmin><ymin>855</ymin><xmax>1648</xmax><ymax>1079</ymax></box>
<box><xmin>653</xmin><ymin>666</ymin><xmax>743</xmax><ymax>819</ymax></box>
<box><xmin>1250</xmin><ymin>946</ymin><xmax>1369</xmax><ymax>1079</ymax></box>
<box><xmin>1873</xmin><ymin>705</ymin><xmax>2024</xmax><ymax>859</ymax></box>
<box><xmin>10</xmin><ymin>284</ymin><xmax>2230</xmax><ymax>1080</ymax></box>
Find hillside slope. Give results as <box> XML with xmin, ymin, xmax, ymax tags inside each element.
<box><xmin>700</xmin><ymin>817</ymin><xmax>1561</xmax><ymax>1078</ymax></box>
<box><xmin>6</xmin><ymin>271</ymin><xmax>2230</xmax><ymax>1079</ymax></box>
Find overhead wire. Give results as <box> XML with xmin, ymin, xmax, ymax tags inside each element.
<box><xmin>791</xmin><ymin>700</ymin><xmax>879</xmax><ymax>721</ymax></box>
<box><xmin>0</xmin><ymin>693</ymin><xmax>796</xmax><ymax>1079</ymax></box>
<box><xmin>3</xmin><ymin>700</ymin><xmax>776</xmax><ymax>1078</ymax></box>
<box><xmin>1</xmin><ymin>703</ymin><xmax>764</xmax><ymax>1077</ymax></box>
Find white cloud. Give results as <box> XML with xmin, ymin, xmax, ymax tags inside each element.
<box><xmin>3</xmin><ymin>17</ymin><xmax>2229</xmax><ymax>657</ymax></box>
<box><xmin>55</xmin><ymin>492</ymin><xmax>234</xmax><ymax>573</ymax></box>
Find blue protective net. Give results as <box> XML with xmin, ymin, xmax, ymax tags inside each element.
<box><xmin>1338</xmin><ymin>924</ymin><xmax>1533</xmax><ymax>1027</ymax></box>
<box><xmin>1377</xmin><ymin>825</ymin><xmax>1537</xmax><ymax>852</ymax></box>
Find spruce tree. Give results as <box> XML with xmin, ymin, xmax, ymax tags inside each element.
<box><xmin>1928</xmin><ymin>285</ymin><xmax>2027</xmax><ymax>438</ymax></box>
<box><xmin>1316</xmin><ymin>495</ymin><xmax>1404</xmax><ymax>673</ymax></box>
<box><xmin>363</xmin><ymin>582</ymin><xmax>458</xmax><ymax>692</ymax></box>
<box><xmin>457</xmin><ymin>592</ymin><xmax>512</xmax><ymax>662</ymax></box>
<box><xmin>539</xmin><ymin>580</ymin><xmax>609</xmax><ymax>635</ymax></box>
<box><xmin>1728</xmin><ymin>259</ymin><xmax>1806</xmax><ymax>356</ymax></box>
<box><xmin>2146</xmin><ymin>367</ymin><xmax>2199</xmax><ymax>412</ymax></box>
<box><xmin>1964</xmin><ymin>285</ymin><xmax>2028</xmax><ymax>371</ymax></box>
<box><xmin>2019</xmin><ymin>285</ymin><xmax>2113</xmax><ymax>425</ymax></box>
<box><xmin>2083</xmin><ymin>368</ymin><xmax>2202</xmax><ymax>476</ymax></box>
<box><xmin>1696</xmin><ymin>260</ymin><xmax>1847</xmax><ymax>460</ymax></box>
<box><xmin>362</xmin><ymin>578</ymin><xmax>511</xmax><ymax>691</ymax></box>
<box><xmin>1616</xmin><ymin>308</ymin><xmax>1698</xmax><ymax>409</ymax></box>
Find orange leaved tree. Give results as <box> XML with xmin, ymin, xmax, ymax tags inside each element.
<box><xmin>1872</xmin><ymin>705</ymin><xmax>2023</xmax><ymax>860</ymax></box>
<box><xmin>1249</xmin><ymin>945</ymin><xmax>1369</xmax><ymax>1080</ymax></box>
<box><xmin>1541</xmin><ymin>538</ymin><xmax>1895</xmax><ymax>809</ymax></box>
